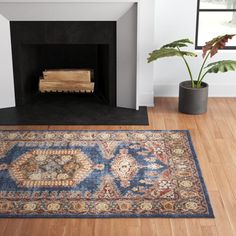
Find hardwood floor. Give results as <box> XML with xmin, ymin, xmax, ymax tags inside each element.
<box><xmin>0</xmin><ymin>97</ymin><xmax>236</xmax><ymax>236</ymax></box>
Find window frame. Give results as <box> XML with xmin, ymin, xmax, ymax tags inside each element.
<box><xmin>195</xmin><ymin>0</ymin><xmax>236</xmax><ymax>50</ymax></box>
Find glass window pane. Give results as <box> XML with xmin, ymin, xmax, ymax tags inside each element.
<box><xmin>198</xmin><ymin>12</ymin><xmax>236</xmax><ymax>46</ymax></box>
<box><xmin>200</xmin><ymin>0</ymin><xmax>236</xmax><ymax>9</ymax></box>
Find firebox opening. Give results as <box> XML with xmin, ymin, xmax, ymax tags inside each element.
<box><xmin>18</xmin><ymin>43</ymin><xmax>110</xmax><ymax>104</ymax></box>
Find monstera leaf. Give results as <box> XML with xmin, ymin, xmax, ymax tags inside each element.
<box><xmin>205</xmin><ymin>60</ymin><xmax>236</xmax><ymax>73</ymax></box>
<box><xmin>202</xmin><ymin>34</ymin><xmax>235</xmax><ymax>58</ymax></box>
<box><xmin>147</xmin><ymin>48</ymin><xmax>197</xmax><ymax>63</ymax></box>
<box><xmin>161</xmin><ymin>38</ymin><xmax>193</xmax><ymax>49</ymax></box>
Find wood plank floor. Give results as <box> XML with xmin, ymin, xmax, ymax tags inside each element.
<box><xmin>0</xmin><ymin>97</ymin><xmax>235</xmax><ymax>236</ymax></box>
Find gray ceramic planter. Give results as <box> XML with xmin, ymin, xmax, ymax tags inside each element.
<box><xmin>178</xmin><ymin>81</ymin><xmax>209</xmax><ymax>114</ymax></box>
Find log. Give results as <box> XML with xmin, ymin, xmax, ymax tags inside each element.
<box><xmin>43</xmin><ymin>69</ymin><xmax>91</xmax><ymax>82</ymax></box>
<box><xmin>39</xmin><ymin>80</ymin><xmax>94</xmax><ymax>93</ymax></box>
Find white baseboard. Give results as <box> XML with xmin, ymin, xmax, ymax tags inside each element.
<box><xmin>154</xmin><ymin>84</ymin><xmax>178</xmax><ymax>97</ymax></box>
<box><xmin>154</xmin><ymin>84</ymin><xmax>236</xmax><ymax>97</ymax></box>
<box><xmin>138</xmin><ymin>92</ymin><xmax>154</xmax><ymax>107</ymax></box>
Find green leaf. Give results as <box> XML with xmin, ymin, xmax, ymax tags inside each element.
<box><xmin>147</xmin><ymin>48</ymin><xmax>197</xmax><ymax>63</ymax></box>
<box><xmin>161</xmin><ymin>38</ymin><xmax>193</xmax><ymax>49</ymax></box>
<box><xmin>205</xmin><ymin>60</ymin><xmax>236</xmax><ymax>73</ymax></box>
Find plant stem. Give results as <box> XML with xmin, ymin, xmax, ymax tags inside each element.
<box><xmin>198</xmin><ymin>71</ymin><xmax>208</xmax><ymax>87</ymax></box>
<box><xmin>196</xmin><ymin>51</ymin><xmax>211</xmax><ymax>88</ymax></box>
<box><xmin>177</xmin><ymin>47</ymin><xmax>194</xmax><ymax>88</ymax></box>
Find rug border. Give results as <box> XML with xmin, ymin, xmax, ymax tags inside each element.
<box><xmin>0</xmin><ymin>129</ymin><xmax>214</xmax><ymax>218</ymax></box>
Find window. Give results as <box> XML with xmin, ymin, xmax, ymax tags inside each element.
<box><xmin>196</xmin><ymin>0</ymin><xmax>236</xmax><ymax>49</ymax></box>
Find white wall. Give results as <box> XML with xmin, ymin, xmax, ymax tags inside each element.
<box><xmin>154</xmin><ymin>0</ymin><xmax>236</xmax><ymax>97</ymax></box>
<box><xmin>0</xmin><ymin>15</ymin><xmax>15</xmax><ymax>108</ymax></box>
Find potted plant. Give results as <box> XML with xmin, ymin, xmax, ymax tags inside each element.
<box><xmin>147</xmin><ymin>34</ymin><xmax>236</xmax><ymax>114</ymax></box>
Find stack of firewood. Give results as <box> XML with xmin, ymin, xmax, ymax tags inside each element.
<box><xmin>39</xmin><ymin>69</ymin><xmax>94</xmax><ymax>93</ymax></box>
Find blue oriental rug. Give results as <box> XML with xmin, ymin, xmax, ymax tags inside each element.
<box><xmin>0</xmin><ymin>130</ymin><xmax>214</xmax><ymax>218</ymax></box>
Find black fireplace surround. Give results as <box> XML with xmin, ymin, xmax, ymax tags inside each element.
<box><xmin>10</xmin><ymin>21</ymin><xmax>116</xmax><ymax>106</ymax></box>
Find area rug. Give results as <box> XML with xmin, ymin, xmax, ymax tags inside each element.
<box><xmin>0</xmin><ymin>130</ymin><xmax>214</xmax><ymax>218</ymax></box>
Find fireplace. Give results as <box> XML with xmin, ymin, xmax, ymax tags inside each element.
<box><xmin>0</xmin><ymin>2</ymin><xmax>154</xmax><ymax>125</ymax></box>
<box><xmin>0</xmin><ymin>1</ymin><xmax>156</xmax><ymax>112</ymax></box>
<box><xmin>10</xmin><ymin>21</ymin><xmax>116</xmax><ymax>107</ymax></box>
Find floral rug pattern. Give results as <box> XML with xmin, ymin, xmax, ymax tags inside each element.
<box><xmin>0</xmin><ymin>130</ymin><xmax>213</xmax><ymax>218</ymax></box>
